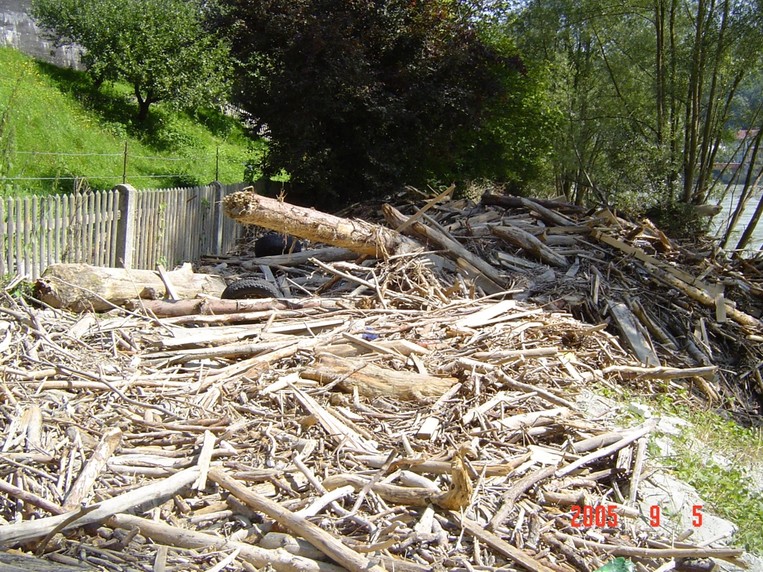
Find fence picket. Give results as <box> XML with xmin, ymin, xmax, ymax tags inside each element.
<box><xmin>63</xmin><ymin>193</ymin><xmax>72</xmax><ymax>263</ymax></box>
<box><xmin>9</xmin><ymin>200</ymin><xmax>17</xmax><ymax>275</ymax></box>
<box><xmin>31</xmin><ymin>196</ymin><xmax>39</xmax><ymax>278</ymax></box>
<box><xmin>107</xmin><ymin>190</ymin><xmax>116</xmax><ymax>267</ymax></box>
<box><xmin>177</xmin><ymin>188</ymin><xmax>185</xmax><ymax>263</ymax></box>
<box><xmin>165</xmin><ymin>189</ymin><xmax>175</xmax><ymax>268</ymax></box>
<box><xmin>0</xmin><ymin>199</ymin><xmax>5</xmax><ymax>276</ymax></box>
<box><xmin>0</xmin><ymin>182</ymin><xmax>246</xmax><ymax>279</ymax></box>
<box><xmin>177</xmin><ymin>188</ymin><xmax>186</xmax><ymax>263</ymax></box>
<box><xmin>74</xmin><ymin>193</ymin><xmax>82</xmax><ymax>263</ymax></box>
<box><xmin>94</xmin><ymin>191</ymin><xmax>102</xmax><ymax>267</ymax></box>
<box><xmin>140</xmin><ymin>190</ymin><xmax>150</xmax><ymax>269</ymax></box>
<box><xmin>21</xmin><ymin>198</ymin><xmax>29</xmax><ymax>277</ymax></box>
<box><xmin>144</xmin><ymin>189</ymin><xmax>153</xmax><ymax>268</ymax></box>
<box><xmin>41</xmin><ymin>196</ymin><xmax>49</xmax><ymax>271</ymax></box>
<box><xmin>107</xmin><ymin>190</ymin><xmax>115</xmax><ymax>266</ymax></box>
<box><xmin>150</xmin><ymin>189</ymin><xmax>160</xmax><ymax>268</ymax></box>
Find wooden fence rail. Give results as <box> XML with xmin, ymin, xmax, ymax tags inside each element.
<box><xmin>0</xmin><ymin>182</ymin><xmax>248</xmax><ymax>279</ymax></box>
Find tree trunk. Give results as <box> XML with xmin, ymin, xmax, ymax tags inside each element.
<box><xmin>222</xmin><ymin>190</ymin><xmax>423</xmax><ymax>257</ymax></box>
<box><xmin>732</xmin><ymin>166</ymin><xmax>763</xmax><ymax>255</ymax></box>
<box><xmin>667</xmin><ymin>0</ymin><xmax>680</xmax><ymax>199</ymax></box>
<box><xmin>137</xmin><ymin>101</ymin><xmax>150</xmax><ymax>122</ymax></box>
<box><xmin>654</xmin><ymin>0</ymin><xmax>666</xmax><ymax>148</ymax></box>
<box><xmin>134</xmin><ymin>85</ymin><xmax>155</xmax><ymax>121</ymax></box>
<box><xmin>681</xmin><ymin>0</ymin><xmax>708</xmax><ymax>203</ymax></box>
<box><xmin>35</xmin><ymin>263</ymin><xmax>226</xmax><ymax>312</ymax></box>
<box><xmin>722</xmin><ymin>126</ymin><xmax>763</xmax><ymax>250</ymax></box>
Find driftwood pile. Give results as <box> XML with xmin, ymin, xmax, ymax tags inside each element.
<box><xmin>0</xmin><ymin>189</ymin><xmax>761</xmax><ymax>572</ymax></box>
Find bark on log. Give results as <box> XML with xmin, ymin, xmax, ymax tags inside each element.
<box><xmin>129</xmin><ymin>297</ymin><xmax>345</xmax><ymax>318</ymax></box>
<box><xmin>241</xmin><ymin>247</ymin><xmax>359</xmax><ymax>269</ymax></box>
<box><xmin>108</xmin><ymin>514</ymin><xmax>345</xmax><ymax>572</ymax></box>
<box><xmin>0</xmin><ymin>553</ymin><xmax>89</xmax><ymax>572</ymax></box>
<box><xmin>481</xmin><ymin>193</ymin><xmax>587</xmax><ymax>215</ymax></box>
<box><xmin>302</xmin><ymin>352</ymin><xmax>458</xmax><ymax>401</ymax></box>
<box><xmin>35</xmin><ymin>263</ymin><xmax>226</xmax><ymax>312</ymax></box>
<box><xmin>645</xmin><ymin>262</ymin><xmax>762</xmax><ymax>331</ymax></box>
<box><xmin>491</xmin><ymin>225</ymin><xmax>569</xmax><ymax>268</ymax></box>
<box><xmin>223</xmin><ymin>191</ymin><xmax>422</xmax><ymax>258</ymax></box>
<box><xmin>0</xmin><ymin>467</ymin><xmax>200</xmax><ymax>547</ymax></box>
<box><xmin>209</xmin><ymin>469</ymin><xmax>387</xmax><ymax>572</ymax></box>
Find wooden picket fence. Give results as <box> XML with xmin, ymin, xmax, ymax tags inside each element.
<box><xmin>0</xmin><ymin>182</ymin><xmax>248</xmax><ymax>279</ymax></box>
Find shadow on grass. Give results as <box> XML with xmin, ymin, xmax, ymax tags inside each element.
<box><xmin>33</xmin><ymin>60</ymin><xmax>136</xmax><ymax>125</ymax></box>
<box><xmin>32</xmin><ymin>60</ymin><xmax>241</xmax><ymax>153</ymax></box>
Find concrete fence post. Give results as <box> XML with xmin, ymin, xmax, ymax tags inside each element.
<box><xmin>210</xmin><ymin>181</ymin><xmax>225</xmax><ymax>255</ymax></box>
<box><xmin>115</xmin><ymin>184</ymin><xmax>137</xmax><ymax>269</ymax></box>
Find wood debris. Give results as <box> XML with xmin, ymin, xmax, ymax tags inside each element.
<box><xmin>1</xmin><ymin>189</ymin><xmax>761</xmax><ymax>572</ymax></box>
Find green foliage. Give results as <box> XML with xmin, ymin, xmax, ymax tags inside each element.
<box><xmin>600</xmin><ymin>383</ymin><xmax>763</xmax><ymax>554</ymax></box>
<box><xmin>644</xmin><ymin>200</ymin><xmax>713</xmax><ymax>240</ymax></box>
<box><xmin>511</xmin><ymin>0</ymin><xmax>763</xmax><ymax>212</ymax></box>
<box><xmin>31</xmin><ymin>0</ymin><xmax>231</xmax><ymax>121</ymax></box>
<box><xmin>211</xmin><ymin>0</ymin><xmax>545</xmax><ymax>206</ymax></box>
<box><xmin>0</xmin><ymin>57</ymin><xmax>30</xmax><ymax>193</ymax></box>
<box><xmin>0</xmin><ymin>47</ymin><xmax>254</xmax><ymax>194</ymax></box>
<box><xmin>594</xmin><ymin>558</ymin><xmax>635</xmax><ymax>572</ymax></box>
<box><xmin>668</xmin><ymin>426</ymin><xmax>763</xmax><ymax>553</ymax></box>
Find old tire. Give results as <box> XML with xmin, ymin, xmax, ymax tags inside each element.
<box><xmin>254</xmin><ymin>232</ymin><xmax>303</xmax><ymax>257</ymax></box>
<box><xmin>221</xmin><ymin>278</ymin><xmax>281</xmax><ymax>299</ymax></box>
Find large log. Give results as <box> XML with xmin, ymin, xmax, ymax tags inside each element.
<box><xmin>302</xmin><ymin>352</ymin><xmax>458</xmax><ymax>401</ymax></box>
<box><xmin>223</xmin><ymin>191</ymin><xmax>423</xmax><ymax>258</ymax></box>
<box><xmin>491</xmin><ymin>225</ymin><xmax>569</xmax><ymax>268</ymax></box>
<box><xmin>35</xmin><ymin>263</ymin><xmax>226</xmax><ymax>312</ymax></box>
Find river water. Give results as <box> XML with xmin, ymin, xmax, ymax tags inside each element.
<box><xmin>711</xmin><ymin>185</ymin><xmax>763</xmax><ymax>254</ymax></box>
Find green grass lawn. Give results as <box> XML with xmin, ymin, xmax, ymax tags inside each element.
<box><xmin>0</xmin><ymin>47</ymin><xmax>262</xmax><ymax>195</ymax></box>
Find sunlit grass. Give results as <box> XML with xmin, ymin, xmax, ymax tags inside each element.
<box><xmin>0</xmin><ymin>47</ymin><xmax>261</xmax><ymax>195</ymax></box>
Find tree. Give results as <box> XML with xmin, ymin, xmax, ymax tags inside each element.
<box><xmin>512</xmin><ymin>0</ymin><xmax>763</xmax><ymax>214</ymax></box>
<box><xmin>209</xmin><ymin>0</ymin><xmax>540</xmax><ymax>205</ymax></box>
<box><xmin>31</xmin><ymin>0</ymin><xmax>231</xmax><ymax>121</ymax></box>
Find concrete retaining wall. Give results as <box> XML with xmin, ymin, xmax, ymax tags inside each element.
<box><xmin>0</xmin><ymin>0</ymin><xmax>81</xmax><ymax>68</ymax></box>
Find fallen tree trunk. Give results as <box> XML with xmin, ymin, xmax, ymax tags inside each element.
<box><xmin>129</xmin><ymin>297</ymin><xmax>346</xmax><ymax>318</ymax></box>
<box><xmin>241</xmin><ymin>247</ymin><xmax>359</xmax><ymax>269</ymax></box>
<box><xmin>481</xmin><ymin>193</ymin><xmax>587</xmax><ymax>215</ymax></box>
<box><xmin>302</xmin><ymin>352</ymin><xmax>458</xmax><ymax>401</ymax></box>
<box><xmin>223</xmin><ymin>191</ymin><xmax>423</xmax><ymax>258</ymax></box>
<box><xmin>491</xmin><ymin>225</ymin><xmax>569</xmax><ymax>269</ymax></box>
<box><xmin>35</xmin><ymin>263</ymin><xmax>226</xmax><ymax>312</ymax></box>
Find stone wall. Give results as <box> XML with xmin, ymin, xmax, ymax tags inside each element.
<box><xmin>0</xmin><ymin>0</ymin><xmax>81</xmax><ymax>68</ymax></box>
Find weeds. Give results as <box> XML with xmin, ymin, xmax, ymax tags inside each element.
<box><xmin>599</xmin><ymin>383</ymin><xmax>763</xmax><ymax>554</ymax></box>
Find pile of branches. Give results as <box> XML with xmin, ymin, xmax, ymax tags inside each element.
<box><xmin>0</xmin><ymin>188</ymin><xmax>760</xmax><ymax>572</ymax></box>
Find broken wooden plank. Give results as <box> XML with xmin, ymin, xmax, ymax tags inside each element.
<box><xmin>608</xmin><ymin>301</ymin><xmax>660</xmax><ymax>366</ymax></box>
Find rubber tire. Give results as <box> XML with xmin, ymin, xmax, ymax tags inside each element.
<box><xmin>254</xmin><ymin>232</ymin><xmax>303</xmax><ymax>257</ymax></box>
<box><xmin>221</xmin><ymin>278</ymin><xmax>281</xmax><ymax>299</ymax></box>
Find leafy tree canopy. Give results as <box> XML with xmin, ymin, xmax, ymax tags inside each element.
<box><xmin>210</xmin><ymin>0</ymin><xmax>542</xmax><ymax>205</ymax></box>
<box><xmin>31</xmin><ymin>0</ymin><xmax>231</xmax><ymax>121</ymax></box>
<box><xmin>511</xmin><ymin>0</ymin><xmax>763</xmax><ymax>210</ymax></box>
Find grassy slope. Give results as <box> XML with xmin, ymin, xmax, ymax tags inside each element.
<box><xmin>0</xmin><ymin>47</ymin><xmax>262</xmax><ymax>195</ymax></box>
